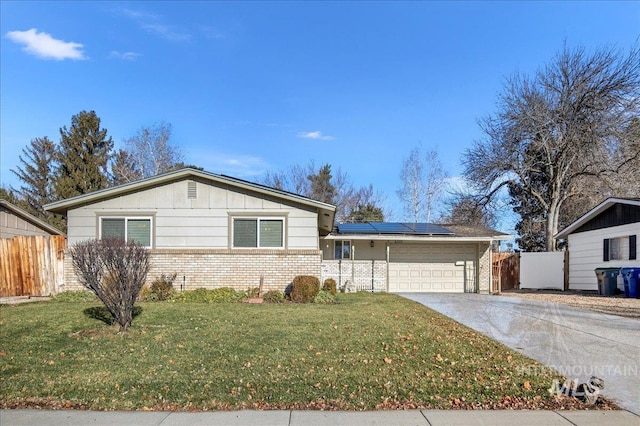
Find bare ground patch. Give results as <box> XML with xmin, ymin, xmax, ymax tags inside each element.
<box><xmin>498</xmin><ymin>289</ymin><xmax>640</xmax><ymax>319</ymax></box>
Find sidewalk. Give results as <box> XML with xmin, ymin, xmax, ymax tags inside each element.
<box><xmin>1</xmin><ymin>408</ymin><xmax>639</xmax><ymax>425</ymax></box>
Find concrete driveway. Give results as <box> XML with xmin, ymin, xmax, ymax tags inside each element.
<box><xmin>400</xmin><ymin>293</ymin><xmax>640</xmax><ymax>415</ymax></box>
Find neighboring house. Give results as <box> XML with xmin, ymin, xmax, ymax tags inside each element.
<box><xmin>321</xmin><ymin>222</ymin><xmax>509</xmax><ymax>294</ymax></box>
<box><xmin>44</xmin><ymin>168</ymin><xmax>336</xmax><ymax>292</ymax></box>
<box><xmin>555</xmin><ymin>198</ymin><xmax>640</xmax><ymax>291</ymax></box>
<box><xmin>0</xmin><ymin>199</ymin><xmax>64</xmax><ymax>238</ymax></box>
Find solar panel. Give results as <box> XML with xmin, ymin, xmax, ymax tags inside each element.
<box><xmin>337</xmin><ymin>222</ymin><xmax>454</xmax><ymax>235</ymax></box>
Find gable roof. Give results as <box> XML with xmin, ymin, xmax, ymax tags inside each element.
<box><xmin>555</xmin><ymin>197</ymin><xmax>640</xmax><ymax>240</ymax></box>
<box><xmin>325</xmin><ymin>221</ymin><xmax>510</xmax><ymax>242</ymax></box>
<box><xmin>43</xmin><ymin>168</ymin><xmax>336</xmax><ymax>234</ymax></box>
<box><xmin>0</xmin><ymin>199</ymin><xmax>64</xmax><ymax>236</ymax></box>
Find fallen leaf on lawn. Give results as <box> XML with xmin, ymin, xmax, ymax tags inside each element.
<box><xmin>384</xmin><ymin>357</ymin><xmax>392</xmax><ymax>364</ymax></box>
<box><xmin>523</xmin><ymin>381</ymin><xmax>531</xmax><ymax>390</ymax></box>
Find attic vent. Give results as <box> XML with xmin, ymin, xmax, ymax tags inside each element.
<box><xmin>187</xmin><ymin>181</ymin><xmax>197</xmax><ymax>199</ymax></box>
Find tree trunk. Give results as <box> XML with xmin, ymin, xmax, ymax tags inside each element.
<box><xmin>546</xmin><ymin>201</ymin><xmax>561</xmax><ymax>252</ymax></box>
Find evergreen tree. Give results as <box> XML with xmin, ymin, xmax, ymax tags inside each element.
<box><xmin>55</xmin><ymin>111</ymin><xmax>114</xmax><ymax>199</ymax></box>
<box><xmin>307</xmin><ymin>164</ymin><xmax>337</xmax><ymax>205</ymax></box>
<box><xmin>11</xmin><ymin>137</ymin><xmax>58</xmax><ymax>222</ymax></box>
<box><xmin>345</xmin><ymin>203</ymin><xmax>385</xmax><ymax>223</ymax></box>
<box><xmin>0</xmin><ymin>186</ymin><xmax>20</xmax><ymax>204</ymax></box>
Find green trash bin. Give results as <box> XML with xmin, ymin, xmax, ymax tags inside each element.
<box><xmin>594</xmin><ymin>268</ymin><xmax>620</xmax><ymax>296</ymax></box>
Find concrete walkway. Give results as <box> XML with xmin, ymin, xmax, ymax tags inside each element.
<box><xmin>1</xmin><ymin>408</ymin><xmax>638</xmax><ymax>425</ymax></box>
<box><xmin>400</xmin><ymin>293</ymin><xmax>640</xmax><ymax>415</ymax></box>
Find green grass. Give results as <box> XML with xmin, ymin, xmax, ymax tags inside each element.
<box><xmin>0</xmin><ymin>293</ymin><xmax>562</xmax><ymax>410</ymax></box>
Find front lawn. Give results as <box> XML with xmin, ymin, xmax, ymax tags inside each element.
<box><xmin>0</xmin><ymin>293</ymin><xmax>580</xmax><ymax>410</ymax></box>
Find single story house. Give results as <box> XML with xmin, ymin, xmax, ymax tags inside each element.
<box><xmin>1</xmin><ymin>199</ymin><xmax>64</xmax><ymax>238</ymax></box>
<box><xmin>555</xmin><ymin>197</ymin><xmax>640</xmax><ymax>291</ymax></box>
<box><xmin>44</xmin><ymin>168</ymin><xmax>508</xmax><ymax>294</ymax></box>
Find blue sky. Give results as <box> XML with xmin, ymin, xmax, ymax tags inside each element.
<box><xmin>1</xmin><ymin>1</ymin><xmax>638</xmax><ymax>230</ymax></box>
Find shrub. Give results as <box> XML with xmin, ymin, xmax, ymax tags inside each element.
<box><xmin>263</xmin><ymin>290</ymin><xmax>285</xmax><ymax>304</ymax></box>
<box><xmin>70</xmin><ymin>238</ymin><xmax>150</xmax><ymax>332</ymax></box>
<box><xmin>150</xmin><ymin>274</ymin><xmax>176</xmax><ymax>301</ymax></box>
<box><xmin>290</xmin><ymin>275</ymin><xmax>320</xmax><ymax>303</ymax></box>
<box><xmin>52</xmin><ymin>290</ymin><xmax>98</xmax><ymax>303</ymax></box>
<box><xmin>313</xmin><ymin>290</ymin><xmax>336</xmax><ymax>304</ymax></box>
<box><xmin>138</xmin><ymin>286</ymin><xmax>154</xmax><ymax>302</ymax></box>
<box><xmin>322</xmin><ymin>278</ymin><xmax>337</xmax><ymax>296</ymax></box>
<box><xmin>169</xmin><ymin>287</ymin><xmax>244</xmax><ymax>303</ymax></box>
<box><xmin>245</xmin><ymin>287</ymin><xmax>261</xmax><ymax>299</ymax></box>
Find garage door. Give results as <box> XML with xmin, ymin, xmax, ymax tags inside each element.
<box><xmin>388</xmin><ymin>243</ymin><xmax>475</xmax><ymax>293</ymax></box>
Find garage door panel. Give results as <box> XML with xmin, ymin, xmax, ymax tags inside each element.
<box><xmin>388</xmin><ymin>244</ymin><xmax>473</xmax><ymax>293</ymax></box>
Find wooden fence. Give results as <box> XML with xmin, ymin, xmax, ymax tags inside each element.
<box><xmin>492</xmin><ymin>252</ymin><xmax>519</xmax><ymax>293</ymax></box>
<box><xmin>0</xmin><ymin>235</ymin><xmax>66</xmax><ymax>297</ymax></box>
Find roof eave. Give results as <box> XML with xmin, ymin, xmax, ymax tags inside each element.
<box><xmin>323</xmin><ymin>234</ymin><xmax>511</xmax><ymax>242</ymax></box>
<box><xmin>555</xmin><ymin>197</ymin><xmax>640</xmax><ymax>240</ymax></box>
<box><xmin>44</xmin><ymin>168</ymin><xmax>337</xmax><ymax>216</ymax></box>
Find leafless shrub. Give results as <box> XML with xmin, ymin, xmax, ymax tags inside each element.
<box><xmin>70</xmin><ymin>238</ymin><xmax>150</xmax><ymax>332</ymax></box>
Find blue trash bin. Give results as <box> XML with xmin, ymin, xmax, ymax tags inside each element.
<box><xmin>620</xmin><ymin>267</ymin><xmax>640</xmax><ymax>298</ymax></box>
<box><xmin>594</xmin><ymin>268</ymin><xmax>620</xmax><ymax>296</ymax></box>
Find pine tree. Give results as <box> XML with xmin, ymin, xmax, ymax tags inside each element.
<box><xmin>55</xmin><ymin>111</ymin><xmax>114</xmax><ymax>199</ymax></box>
<box><xmin>307</xmin><ymin>164</ymin><xmax>336</xmax><ymax>204</ymax></box>
<box><xmin>11</xmin><ymin>137</ymin><xmax>59</xmax><ymax>223</ymax></box>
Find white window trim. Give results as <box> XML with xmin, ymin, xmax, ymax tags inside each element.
<box><xmin>231</xmin><ymin>216</ymin><xmax>285</xmax><ymax>249</ymax></box>
<box><xmin>335</xmin><ymin>240</ymin><xmax>351</xmax><ymax>260</ymax></box>
<box><xmin>99</xmin><ymin>216</ymin><xmax>154</xmax><ymax>248</ymax></box>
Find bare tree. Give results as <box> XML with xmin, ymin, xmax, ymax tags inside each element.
<box><xmin>262</xmin><ymin>161</ymin><xmax>386</xmax><ymax>223</ymax></box>
<box><xmin>70</xmin><ymin>238</ymin><xmax>150</xmax><ymax>332</ymax></box>
<box><xmin>397</xmin><ymin>146</ymin><xmax>449</xmax><ymax>222</ymax></box>
<box><xmin>114</xmin><ymin>122</ymin><xmax>184</xmax><ymax>183</ymax></box>
<box><xmin>463</xmin><ymin>44</ymin><xmax>640</xmax><ymax>251</ymax></box>
<box><xmin>110</xmin><ymin>149</ymin><xmax>142</xmax><ymax>185</ymax></box>
<box><xmin>439</xmin><ymin>192</ymin><xmax>498</xmax><ymax>229</ymax></box>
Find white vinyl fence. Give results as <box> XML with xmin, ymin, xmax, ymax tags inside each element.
<box><xmin>519</xmin><ymin>252</ymin><xmax>566</xmax><ymax>290</ymax></box>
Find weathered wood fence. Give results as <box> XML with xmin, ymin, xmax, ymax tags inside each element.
<box><xmin>0</xmin><ymin>235</ymin><xmax>66</xmax><ymax>297</ymax></box>
<box><xmin>492</xmin><ymin>252</ymin><xmax>519</xmax><ymax>293</ymax></box>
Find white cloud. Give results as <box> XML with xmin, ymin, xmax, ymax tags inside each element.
<box><xmin>109</xmin><ymin>50</ymin><xmax>140</xmax><ymax>61</ymax></box>
<box><xmin>297</xmin><ymin>131</ymin><xmax>335</xmax><ymax>141</ymax></box>
<box><xmin>119</xmin><ymin>7</ymin><xmax>190</xmax><ymax>41</ymax></box>
<box><xmin>141</xmin><ymin>23</ymin><xmax>191</xmax><ymax>41</ymax></box>
<box><xmin>5</xmin><ymin>28</ymin><xmax>86</xmax><ymax>60</ymax></box>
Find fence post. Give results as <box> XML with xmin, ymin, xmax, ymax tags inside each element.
<box><xmin>564</xmin><ymin>250</ymin><xmax>570</xmax><ymax>291</ymax></box>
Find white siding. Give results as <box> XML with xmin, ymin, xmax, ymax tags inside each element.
<box><xmin>66</xmin><ymin>178</ymin><xmax>320</xmax><ymax>249</ymax></box>
<box><xmin>568</xmin><ymin>223</ymin><xmax>640</xmax><ymax>290</ymax></box>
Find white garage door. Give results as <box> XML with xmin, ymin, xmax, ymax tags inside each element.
<box><xmin>388</xmin><ymin>243</ymin><xmax>475</xmax><ymax>293</ymax></box>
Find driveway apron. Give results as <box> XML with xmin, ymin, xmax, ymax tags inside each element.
<box><xmin>400</xmin><ymin>293</ymin><xmax>640</xmax><ymax>415</ymax></box>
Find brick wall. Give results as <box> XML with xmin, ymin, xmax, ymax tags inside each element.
<box><xmin>61</xmin><ymin>249</ymin><xmax>322</xmax><ymax>293</ymax></box>
<box><xmin>478</xmin><ymin>242</ymin><xmax>492</xmax><ymax>294</ymax></box>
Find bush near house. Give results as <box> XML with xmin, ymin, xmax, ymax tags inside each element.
<box><xmin>290</xmin><ymin>275</ymin><xmax>321</xmax><ymax>303</ymax></box>
<box><xmin>322</xmin><ymin>278</ymin><xmax>337</xmax><ymax>295</ymax></box>
<box><xmin>263</xmin><ymin>290</ymin><xmax>285</xmax><ymax>303</ymax></box>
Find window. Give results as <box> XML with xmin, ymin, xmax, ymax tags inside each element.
<box><xmin>100</xmin><ymin>217</ymin><xmax>152</xmax><ymax>247</ymax></box>
<box><xmin>603</xmin><ymin>235</ymin><xmax>636</xmax><ymax>261</ymax></box>
<box><xmin>233</xmin><ymin>218</ymin><xmax>284</xmax><ymax>248</ymax></box>
<box><xmin>335</xmin><ymin>240</ymin><xmax>351</xmax><ymax>259</ymax></box>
